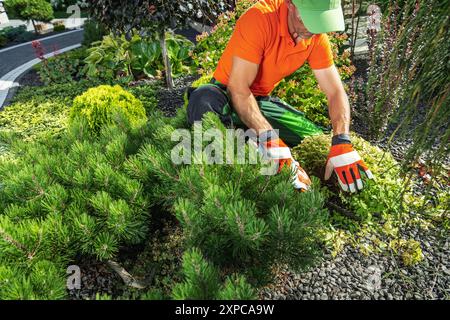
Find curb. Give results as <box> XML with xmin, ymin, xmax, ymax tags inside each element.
<box><xmin>0</xmin><ymin>44</ymin><xmax>81</xmax><ymax>109</ymax></box>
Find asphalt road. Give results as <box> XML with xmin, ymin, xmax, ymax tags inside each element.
<box><xmin>0</xmin><ymin>29</ymin><xmax>84</xmax><ymax>78</ymax></box>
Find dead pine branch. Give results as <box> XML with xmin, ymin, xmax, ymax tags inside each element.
<box><xmin>106</xmin><ymin>260</ymin><xmax>147</xmax><ymax>289</ymax></box>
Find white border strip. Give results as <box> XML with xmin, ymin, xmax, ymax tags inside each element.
<box><xmin>0</xmin><ymin>29</ymin><xmax>83</xmax><ymax>54</ymax></box>
<box><xmin>0</xmin><ymin>43</ymin><xmax>81</xmax><ymax>109</ymax></box>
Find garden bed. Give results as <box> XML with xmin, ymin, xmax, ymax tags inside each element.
<box><xmin>0</xmin><ymin>0</ymin><xmax>448</xmax><ymax>302</ymax></box>
<box><xmin>20</xmin><ymin>71</ymin><xmax>440</xmax><ymax>300</ymax></box>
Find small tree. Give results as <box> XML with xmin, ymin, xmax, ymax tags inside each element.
<box><xmin>88</xmin><ymin>0</ymin><xmax>230</xmax><ymax>89</ymax></box>
<box><xmin>4</xmin><ymin>0</ymin><xmax>54</xmax><ymax>34</ymax></box>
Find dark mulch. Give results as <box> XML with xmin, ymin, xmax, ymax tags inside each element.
<box><xmin>156</xmin><ymin>74</ymin><xmax>200</xmax><ymax>117</ymax></box>
<box><xmin>17</xmin><ymin>68</ymin><xmax>43</xmax><ymax>87</ymax></box>
<box><xmin>1</xmin><ymin>68</ymin><xmax>43</xmax><ymax>108</ymax></box>
<box><xmin>67</xmin><ymin>258</ymin><xmax>123</xmax><ymax>300</ymax></box>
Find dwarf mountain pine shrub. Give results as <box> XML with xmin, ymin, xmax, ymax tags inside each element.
<box><xmin>125</xmin><ymin>110</ymin><xmax>329</xmax><ymax>284</ymax></box>
<box><xmin>172</xmin><ymin>248</ymin><xmax>256</xmax><ymax>300</ymax></box>
<box><xmin>0</xmin><ymin>114</ymin><xmax>154</xmax><ymax>299</ymax></box>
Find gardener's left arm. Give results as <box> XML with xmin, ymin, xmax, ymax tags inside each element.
<box><xmin>313</xmin><ymin>65</ymin><xmax>350</xmax><ymax>136</ymax></box>
<box><xmin>313</xmin><ymin>65</ymin><xmax>374</xmax><ymax>193</ymax></box>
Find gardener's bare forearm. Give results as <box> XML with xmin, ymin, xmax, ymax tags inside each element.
<box><xmin>228</xmin><ymin>56</ymin><xmax>273</xmax><ymax>135</ymax></box>
<box><xmin>313</xmin><ymin>66</ymin><xmax>351</xmax><ymax>136</ymax></box>
<box><xmin>328</xmin><ymin>90</ymin><xmax>350</xmax><ymax>135</ymax></box>
<box><xmin>228</xmin><ymin>88</ymin><xmax>273</xmax><ymax>134</ymax></box>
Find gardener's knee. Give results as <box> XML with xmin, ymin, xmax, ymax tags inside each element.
<box><xmin>187</xmin><ymin>86</ymin><xmax>229</xmax><ymax>125</ymax></box>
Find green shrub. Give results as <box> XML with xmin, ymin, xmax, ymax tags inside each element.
<box><xmin>0</xmin><ymin>117</ymin><xmax>154</xmax><ymax>299</ymax></box>
<box><xmin>84</xmin><ymin>32</ymin><xmax>194</xmax><ymax>82</ymax></box>
<box><xmin>82</xmin><ymin>19</ymin><xmax>108</xmax><ymax>47</ymax></box>
<box><xmin>0</xmin><ymin>34</ymin><xmax>6</xmax><ymax>47</ymax></box>
<box><xmin>0</xmin><ymin>25</ymin><xmax>26</xmax><ymax>41</ymax></box>
<box><xmin>0</xmin><ymin>25</ymin><xmax>34</xmax><ymax>44</ymax></box>
<box><xmin>4</xmin><ymin>0</ymin><xmax>54</xmax><ymax>34</ymax></box>
<box><xmin>126</xmin><ymin>111</ymin><xmax>328</xmax><ymax>284</ymax></box>
<box><xmin>0</xmin><ymin>260</ymin><xmax>67</xmax><ymax>300</ymax></box>
<box><xmin>36</xmin><ymin>48</ymin><xmax>87</xmax><ymax>85</ymax></box>
<box><xmin>127</xmin><ymin>85</ymin><xmax>158</xmax><ymax>115</ymax></box>
<box><xmin>389</xmin><ymin>239</ymin><xmax>424</xmax><ymax>266</ymax></box>
<box><xmin>69</xmin><ymin>85</ymin><xmax>148</xmax><ymax>134</ymax></box>
<box><xmin>292</xmin><ymin>133</ymin><xmax>407</xmax><ymax>221</ymax></box>
<box><xmin>53</xmin><ymin>24</ymin><xmax>66</xmax><ymax>32</ymax></box>
<box><xmin>172</xmin><ymin>248</ymin><xmax>256</xmax><ymax>300</ymax></box>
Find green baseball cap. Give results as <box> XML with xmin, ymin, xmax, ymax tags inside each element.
<box><xmin>292</xmin><ymin>0</ymin><xmax>345</xmax><ymax>34</ymax></box>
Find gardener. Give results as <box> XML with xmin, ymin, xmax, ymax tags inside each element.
<box><xmin>187</xmin><ymin>0</ymin><xmax>373</xmax><ymax>192</ymax></box>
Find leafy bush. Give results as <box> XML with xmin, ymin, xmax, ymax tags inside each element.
<box><xmin>52</xmin><ymin>21</ymin><xmax>66</xmax><ymax>32</ymax></box>
<box><xmin>4</xmin><ymin>0</ymin><xmax>54</xmax><ymax>34</ymax></box>
<box><xmin>82</xmin><ymin>19</ymin><xmax>108</xmax><ymax>47</ymax></box>
<box><xmin>0</xmin><ymin>34</ymin><xmax>6</xmax><ymax>47</ymax></box>
<box><xmin>84</xmin><ymin>32</ymin><xmax>194</xmax><ymax>82</ymax></box>
<box><xmin>389</xmin><ymin>239</ymin><xmax>423</xmax><ymax>266</ymax></box>
<box><xmin>36</xmin><ymin>48</ymin><xmax>87</xmax><ymax>85</ymax></box>
<box><xmin>87</xmin><ymin>0</ymin><xmax>231</xmax><ymax>88</ymax></box>
<box><xmin>192</xmin><ymin>1</ymin><xmax>355</xmax><ymax>128</ymax></box>
<box><xmin>292</xmin><ymin>133</ymin><xmax>407</xmax><ymax>221</ymax></box>
<box><xmin>0</xmin><ymin>25</ymin><xmax>34</xmax><ymax>45</ymax></box>
<box><xmin>69</xmin><ymin>85</ymin><xmax>148</xmax><ymax>134</ymax></box>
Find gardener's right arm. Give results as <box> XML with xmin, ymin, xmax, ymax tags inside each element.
<box><xmin>228</xmin><ymin>56</ymin><xmax>311</xmax><ymax>191</ymax></box>
<box><xmin>227</xmin><ymin>56</ymin><xmax>273</xmax><ymax>135</ymax></box>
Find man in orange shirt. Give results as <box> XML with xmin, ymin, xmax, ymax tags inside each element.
<box><xmin>187</xmin><ymin>0</ymin><xmax>373</xmax><ymax>193</ymax></box>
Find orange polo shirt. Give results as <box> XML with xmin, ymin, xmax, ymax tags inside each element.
<box><xmin>213</xmin><ymin>0</ymin><xmax>334</xmax><ymax>97</ymax></box>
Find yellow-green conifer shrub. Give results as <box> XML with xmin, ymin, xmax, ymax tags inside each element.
<box><xmin>69</xmin><ymin>85</ymin><xmax>147</xmax><ymax>133</ymax></box>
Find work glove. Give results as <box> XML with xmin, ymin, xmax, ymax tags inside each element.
<box><xmin>325</xmin><ymin>134</ymin><xmax>373</xmax><ymax>193</ymax></box>
<box><xmin>258</xmin><ymin>130</ymin><xmax>311</xmax><ymax>191</ymax></box>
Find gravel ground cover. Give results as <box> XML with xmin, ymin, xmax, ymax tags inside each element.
<box><xmin>259</xmin><ymin>227</ymin><xmax>449</xmax><ymax>300</ymax></box>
